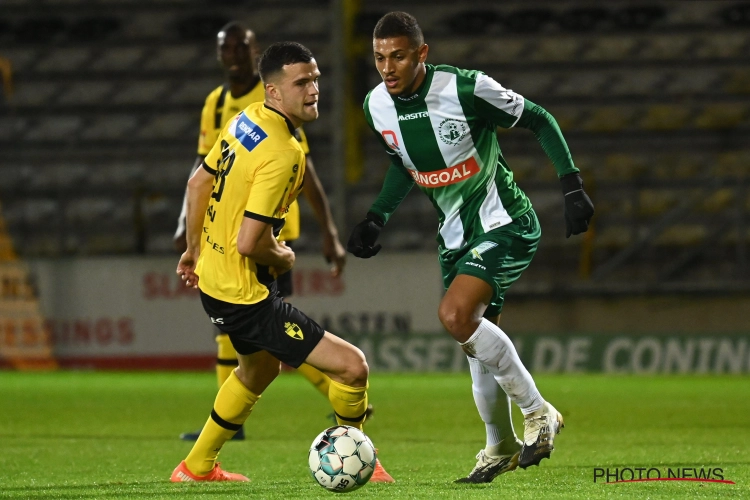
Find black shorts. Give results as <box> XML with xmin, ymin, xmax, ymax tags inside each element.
<box><xmin>276</xmin><ymin>269</ymin><xmax>293</xmax><ymax>298</ymax></box>
<box><xmin>276</xmin><ymin>241</ymin><xmax>294</xmax><ymax>298</ymax></box>
<box><xmin>200</xmin><ymin>290</ymin><xmax>325</xmax><ymax>368</ymax></box>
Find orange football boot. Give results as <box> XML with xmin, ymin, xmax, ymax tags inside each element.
<box><xmin>369</xmin><ymin>450</ymin><xmax>395</xmax><ymax>483</ymax></box>
<box><xmin>171</xmin><ymin>461</ymin><xmax>249</xmax><ymax>482</ymax></box>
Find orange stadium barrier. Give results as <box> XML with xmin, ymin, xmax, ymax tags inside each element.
<box><xmin>0</xmin><ymin>202</ymin><xmax>57</xmax><ymax>370</ymax></box>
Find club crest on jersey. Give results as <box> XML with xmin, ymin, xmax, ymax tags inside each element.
<box><xmin>285</xmin><ymin>322</ymin><xmax>303</xmax><ymax>340</ymax></box>
<box><xmin>438</xmin><ymin>118</ymin><xmax>469</xmax><ymax>146</ymax></box>
<box><xmin>231</xmin><ymin>113</ymin><xmax>268</xmax><ymax>152</ymax></box>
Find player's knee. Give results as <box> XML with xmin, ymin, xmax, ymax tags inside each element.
<box><xmin>342</xmin><ymin>347</ymin><xmax>369</xmax><ymax>387</ymax></box>
<box><xmin>438</xmin><ymin>301</ymin><xmax>477</xmax><ymax>341</ymax></box>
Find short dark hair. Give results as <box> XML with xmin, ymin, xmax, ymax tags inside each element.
<box><xmin>373</xmin><ymin>12</ymin><xmax>424</xmax><ymax>48</ymax></box>
<box><xmin>258</xmin><ymin>41</ymin><xmax>314</xmax><ymax>82</ymax></box>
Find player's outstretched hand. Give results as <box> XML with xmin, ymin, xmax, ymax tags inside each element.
<box><xmin>323</xmin><ymin>235</ymin><xmax>347</xmax><ymax>277</ymax></box>
<box><xmin>560</xmin><ymin>173</ymin><xmax>594</xmax><ymax>238</ymax></box>
<box><xmin>347</xmin><ymin>213</ymin><xmax>383</xmax><ymax>258</ymax></box>
<box><xmin>177</xmin><ymin>250</ymin><xmax>200</xmax><ymax>289</ymax></box>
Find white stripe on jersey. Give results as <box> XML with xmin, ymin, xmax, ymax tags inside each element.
<box><xmin>479</xmin><ymin>178</ymin><xmax>513</xmax><ymax>232</ymax></box>
<box><xmin>425</xmin><ymin>71</ymin><xmax>478</xmax><ymax>169</ymax></box>
<box><xmin>368</xmin><ymin>85</ymin><xmax>415</xmax><ymax>168</ymax></box>
<box><xmin>440</xmin><ymin>207</ymin><xmax>467</xmax><ymax>251</ymax></box>
<box><xmin>474</xmin><ymin>74</ymin><xmax>525</xmax><ymax>127</ymax></box>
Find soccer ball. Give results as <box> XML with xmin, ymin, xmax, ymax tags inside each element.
<box><xmin>308</xmin><ymin>425</ymin><xmax>377</xmax><ymax>492</ymax></box>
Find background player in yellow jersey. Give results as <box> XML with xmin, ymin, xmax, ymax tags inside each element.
<box><xmin>171</xmin><ymin>41</ymin><xmax>392</xmax><ymax>482</ymax></box>
<box><xmin>174</xmin><ymin>22</ymin><xmax>356</xmax><ymax>441</ymax></box>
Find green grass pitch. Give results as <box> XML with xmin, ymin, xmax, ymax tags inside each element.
<box><xmin>1</xmin><ymin>371</ymin><xmax>747</xmax><ymax>499</ymax></box>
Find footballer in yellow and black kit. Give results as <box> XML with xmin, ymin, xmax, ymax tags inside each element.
<box><xmin>198</xmin><ymin>81</ymin><xmax>307</xmax><ymax>247</ymax></box>
<box><xmin>196</xmin><ymin>101</ymin><xmax>325</xmax><ymax>367</ymax></box>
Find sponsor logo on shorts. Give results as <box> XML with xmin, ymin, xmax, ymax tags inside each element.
<box><xmin>285</xmin><ymin>322</ymin><xmax>304</xmax><ymax>340</ymax></box>
<box><xmin>210</xmin><ymin>317</ymin><xmax>224</xmax><ymax>324</ymax></box>
<box><xmin>470</xmin><ymin>241</ymin><xmax>498</xmax><ymax>261</ymax></box>
<box><xmin>465</xmin><ymin>261</ymin><xmax>487</xmax><ymax>270</ymax></box>
<box><xmin>408</xmin><ymin>157</ymin><xmax>480</xmax><ymax>188</ymax></box>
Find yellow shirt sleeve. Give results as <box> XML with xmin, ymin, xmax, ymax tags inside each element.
<box><xmin>295</xmin><ymin>127</ymin><xmax>310</xmax><ymax>155</ymax></box>
<box><xmin>198</xmin><ymin>90</ymin><xmax>221</xmax><ymax>156</ymax></box>
<box><xmin>202</xmin><ymin>131</ymin><xmax>223</xmax><ymax>174</ymax></box>
<box><xmin>244</xmin><ymin>150</ymin><xmax>303</xmax><ymax>220</ymax></box>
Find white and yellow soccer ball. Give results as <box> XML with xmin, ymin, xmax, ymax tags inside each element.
<box><xmin>308</xmin><ymin>425</ymin><xmax>377</xmax><ymax>492</ymax></box>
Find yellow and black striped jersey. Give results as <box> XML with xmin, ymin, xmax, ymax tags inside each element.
<box><xmin>196</xmin><ymin>102</ymin><xmax>306</xmax><ymax>305</ymax></box>
<box><xmin>197</xmin><ymin>80</ymin><xmax>308</xmax><ymax>241</ymax></box>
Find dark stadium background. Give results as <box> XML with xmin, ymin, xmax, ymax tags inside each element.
<box><xmin>1</xmin><ymin>0</ymin><xmax>748</xmax><ymax>370</ymax></box>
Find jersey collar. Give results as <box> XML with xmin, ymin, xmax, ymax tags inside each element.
<box><xmin>263</xmin><ymin>104</ymin><xmax>296</xmax><ymax>135</ymax></box>
<box><xmin>392</xmin><ymin>64</ymin><xmax>434</xmax><ymax>108</ymax></box>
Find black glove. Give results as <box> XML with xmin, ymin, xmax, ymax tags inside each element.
<box><xmin>560</xmin><ymin>173</ymin><xmax>594</xmax><ymax>238</ymax></box>
<box><xmin>347</xmin><ymin>212</ymin><xmax>384</xmax><ymax>258</ymax></box>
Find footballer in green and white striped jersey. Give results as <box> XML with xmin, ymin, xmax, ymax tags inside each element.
<box><xmin>365</xmin><ymin>63</ymin><xmax>576</xmax><ymax>252</ymax></box>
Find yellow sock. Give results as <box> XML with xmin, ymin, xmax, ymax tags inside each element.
<box><xmin>296</xmin><ymin>363</ymin><xmax>331</xmax><ymax>398</ymax></box>
<box><xmin>216</xmin><ymin>333</ymin><xmax>238</xmax><ymax>389</ymax></box>
<box><xmin>328</xmin><ymin>379</ymin><xmax>369</xmax><ymax>430</ymax></box>
<box><xmin>185</xmin><ymin>371</ymin><xmax>260</xmax><ymax>476</ymax></box>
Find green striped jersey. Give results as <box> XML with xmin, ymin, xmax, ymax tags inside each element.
<box><xmin>364</xmin><ymin>64</ymin><xmax>532</xmax><ymax>252</ymax></box>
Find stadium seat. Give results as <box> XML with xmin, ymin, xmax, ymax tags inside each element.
<box><xmin>724</xmin><ymin>69</ymin><xmax>750</xmax><ymax>95</ymax></box>
<box><xmin>582</xmin><ymin>106</ymin><xmax>637</xmax><ymax>133</ymax></box>
<box><xmin>113</xmin><ymin>82</ymin><xmax>171</xmax><ymax>104</ymax></box>
<box><xmin>639</xmin><ymin>105</ymin><xmax>691</xmax><ymax>131</ymax></box>
<box><xmin>14</xmin><ymin>16</ymin><xmax>66</xmax><ymax>43</ymax></box>
<box><xmin>447</xmin><ymin>10</ymin><xmax>502</xmax><ymax>35</ymax></box>
<box><xmin>693</xmin><ymin>32</ymin><xmax>750</xmax><ymax>58</ymax></box>
<box><xmin>35</xmin><ymin>48</ymin><xmax>93</xmax><ymax>72</ymax></box>
<box><xmin>701</xmin><ymin>189</ymin><xmax>735</xmax><ymax>213</ymax></box>
<box><xmin>667</xmin><ymin>69</ymin><xmax>720</xmax><ymax>95</ymax></box>
<box><xmin>167</xmin><ymin>78</ymin><xmax>218</xmax><ymax>104</ymax></box>
<box><xmin>176</xmin><ymin>15</ymin><xmax>229</xmax><ymax>41</ymax></box>
<box><xmin>638</xmin><ymin>190</ymin><xmax>679</xmax><ymax>217</ymax></box>
<box><xmin>581</xmin><ymin>36</ymin><xmax>638</xmax><ymax>61</ymax></box>
<box><xmin>558</xmin><ymin>7</ymin><xmax>609</xmax><ymax>32</ymax></box>
<box><xmin>68</xmin><ymin>17</ymin><xmax>121</xmax><ymax>42</ymax></box>
<box><xmin>529</xmin><ymin>37</ymin><xmax>582</xmax><ymax>62</ymax></box>
<box><xmin>553</xmin><ymin>72</ymin><xmax>609</xmax><ymax>97</ymax></box>
<box><xmin>11</xmin><ymin>82</ymin><xmax>60</xmax><ymax>106</ymax></box>
<box><xmin>603</xmin><ymin>153</ymin><xmax>648</xmax><ymax>180</ymax></box>
<box><xmin>471</xmin><ymin>39</ymin><xmax>528</xmax><ymax>64</ymax></box>
<box><xmin>655</xmin><ymin>225</ymin><xmax>706</xmax><ymax>246</ymax></box>
<box><xmin>143</xmin><ymin>46</ymin><xmax>199</xmax><ymax>70</ymax></box>
<box><xmin>546</xmin><ymin>106</ymin><xmax>585</xmax><ymax>132</ymax></box>
<box><xmin>720</xmin><ymin>3</ymin><xmax>750</xmax><ymax>27</ymax></box>
<box><xmin>607</xmin><ymin>69</ymin><xmax>664</xmax><ymax>96</ymax></box>
<box><xmin>81</xmin><ymin>115</ymin><xmax>139</xmax><ymax>140</ymax></box>
<box><xmin>89</xmin><ymin>47</ymin><xmax>147</xmax><ymax>71</ymax></box>
<box><xmin>24</xmin><ymin>116</ymin><xmax>84</xmax><ymax>141</ymax></box>
<box><xmin>355</xmin><ymin>12</ymin><xmax>385</xmax><ymax>37</ymax></box>
<box><xmin>637</xmin><ymin>35</ymin><xmax>693</xmax><ymax>60</ymax></box>
<box><xmin>58</xmin><ymin>81</ymin><xmax>115</xmax><ymax>105</ymax></box>
<box><xmin>503</xmin><ymin>8</ymin><xmax>553</xmax><ymax>33</ymax></box>
<box><xmin>613</xmin><ymin>6</ymin><xmax>666</xmax><ymax>31</ymax></box>
<box><xmin>693</xmin><ymin>103</ymin><xmax>747</xmax><ymax>130</ymax></box>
